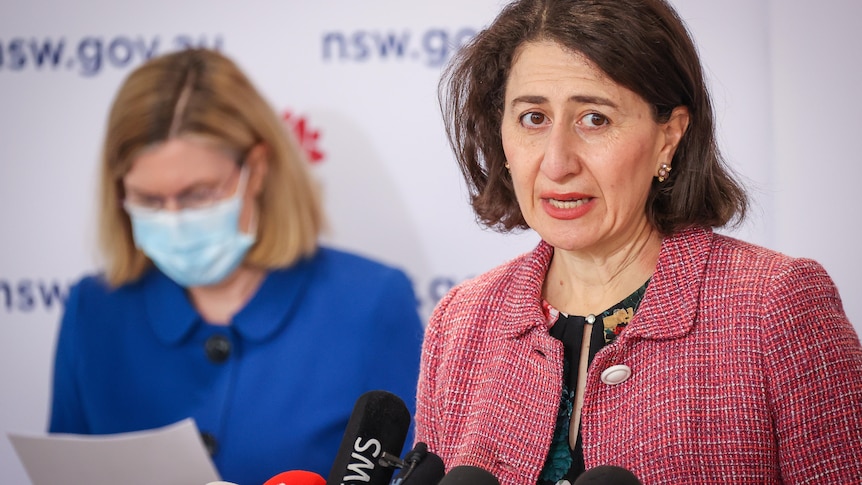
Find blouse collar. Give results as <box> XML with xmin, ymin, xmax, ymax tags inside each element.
<box><xmin>143</xmin><ymin>251</ymin><xmax>319</xmax><ymax>345</ymax></box>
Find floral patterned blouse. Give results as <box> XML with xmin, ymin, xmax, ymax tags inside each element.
<box><xmin>537</xmin><ymin>280</ymin><xmax>649</xmax><ymax>485</ymax></box>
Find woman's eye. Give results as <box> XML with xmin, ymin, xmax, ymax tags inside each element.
<box><xmin>181</xmin><ymin>189</ymin><xmax>217</xmax><ymax>207</ymax></box>
<box><xmin>581</xmin><ymin>113</ymin><xmax>609</xmax><ymax>128</ymax></box>
<box><xmin>132</xmin><ymin>195</ymin><xmax>164</xmax><ymax>209</ymax></box>
<box><xmin>519</xmin><ymin>112</ymin><xmax>547</xmax><ymax>128</ymax></box>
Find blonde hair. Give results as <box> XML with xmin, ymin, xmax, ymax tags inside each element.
<box><xmin>98</xmin><ymin>48</ymin><xmax>323</xmax><ymax>286</ymax></box>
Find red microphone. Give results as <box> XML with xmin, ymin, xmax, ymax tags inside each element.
<box><xmin>264</xmin><ymin>470</ymin><xmax>326</xmax><ymax>485</ymax></box>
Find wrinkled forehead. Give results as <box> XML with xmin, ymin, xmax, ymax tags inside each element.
<box><xmin>504</xmin><ymin>40</ymin><xmax>619</xmax><ymax>97</ymax></box>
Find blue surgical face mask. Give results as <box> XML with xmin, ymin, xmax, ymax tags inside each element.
<box><xmin>125</xmin><ymin>167</ymin><xmax>256</xmax><ymax>288</ymax></box>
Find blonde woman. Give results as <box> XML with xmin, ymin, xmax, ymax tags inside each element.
<box><xmin>49</xmin><ymin>48</ymin><xmax>423</xmax><ymax>485</ymax></box>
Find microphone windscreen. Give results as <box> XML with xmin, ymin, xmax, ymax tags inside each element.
<box><xmin>573</xmin><ymin>465</ymin><xmax>643</xmax><ymax>485</ymax></box>
<box><xmin>264</xmin><ymin>470</ymin><xmax>326</xmax><ymax>485</ymax></box>
<box><xmin>326</xmin><ymin>390</ymin><xmax>411</xmax><ymax>485</ymax></box>
<box><xmin>437</xmin><ymin>466</ymin><xmax>500</xmax><ymax>485</ymax></box>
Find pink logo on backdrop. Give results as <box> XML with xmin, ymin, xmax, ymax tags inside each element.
<box><xmin>282</xmin><ymin>110</ymin><xmax>325</xmax><ymax>164</ymax></box>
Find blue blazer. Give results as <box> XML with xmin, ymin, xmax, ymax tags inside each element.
<box><xmin>50</xmin><ymin>247</ymin><xmax>424</xmax><ymax>485</ymax></box>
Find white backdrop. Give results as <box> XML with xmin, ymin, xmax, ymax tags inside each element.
<box><xmin>1</xmin><ymin>1</ymin><xmax>860</xmax><ymax>483</ymax></box>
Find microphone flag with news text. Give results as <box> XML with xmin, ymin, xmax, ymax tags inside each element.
<box><xmin>326</xmin><ymin>390</ymin><xmax>411</xmax><ymax>485</ymax></box>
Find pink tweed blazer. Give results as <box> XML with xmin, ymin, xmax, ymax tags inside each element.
<box><xmin>414</xmin><ymin>228</ymin><xmax>862</xmax><ymax>484</ymax></box>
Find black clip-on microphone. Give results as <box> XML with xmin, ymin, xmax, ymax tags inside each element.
<box><xmin>378</xmin><ymin>442</ymin><xmax>429</xmax><ymax>484</ymax></box>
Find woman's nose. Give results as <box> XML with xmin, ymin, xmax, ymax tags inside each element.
<box><xmin>539</xmin><ymin>123</ymin><xmax>582</xmax><ymax>181</ymax></box>
<box><xmin>162</xmin><ymin>197</ymin><xmax>183</xmax><ymax>212</ymax></box>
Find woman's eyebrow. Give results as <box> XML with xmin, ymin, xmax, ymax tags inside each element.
<box><xmin>510</xmin><ymin>94</ymin><xmax>618</xmax><ymax>108</ymax></box>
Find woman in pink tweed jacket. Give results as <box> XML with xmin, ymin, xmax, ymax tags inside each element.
<box><xmin>415</xmin><ymin>0</ymin><xmax>862</xmax><ymax>484</ymax></box>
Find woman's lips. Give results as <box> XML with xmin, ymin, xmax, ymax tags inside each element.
<box><xmin>541</xmin><ymin>193</ymin><xmax>594</xmax><ymax>219</ymax></box>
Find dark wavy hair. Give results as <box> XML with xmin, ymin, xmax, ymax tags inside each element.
<box><xmin>440</xmin><ymin>0</ymin><xmax>747</xmax><ymax>234</ymax></box>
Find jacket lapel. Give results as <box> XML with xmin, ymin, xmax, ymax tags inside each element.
<box><xmin>625</xmin><ymin>227</ymin><xmax>713</xmax><ymax>341</ymax></box>
<box><xmin>501</xmin><ymin>240</ymin><xmax>556</xmax><ymax>339</ymax></box>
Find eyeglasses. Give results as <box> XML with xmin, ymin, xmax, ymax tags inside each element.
<box><xmin>123</xmin><ymin>166</ymin><xmax>243</xmax><ymax>213</ymax></box>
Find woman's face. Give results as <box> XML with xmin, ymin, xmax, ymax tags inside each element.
<box><xmin>123</xmin><ymin>137</ymin><xmax>261</xmax><ymax>233</ymax></box>
<box><xmin>501</xmin><ymin>40</ymin><xmax>687</xmax><ymax>256</ymax></box>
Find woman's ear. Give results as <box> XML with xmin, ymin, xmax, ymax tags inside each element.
<box><xmin>656</xmin><ymin>106</ymin><xmax>690</xmax><ymax>170</ymax></box>
<box><xmin>244</xmin><ymin>143</ymin><xmax>269</xmax><ymax>198</ymax></box>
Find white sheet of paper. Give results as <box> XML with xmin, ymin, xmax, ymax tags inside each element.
<box><xmin>8</xmin><ymin>418</ymin><xmax>221</xmax><ymax>485</ymax></box>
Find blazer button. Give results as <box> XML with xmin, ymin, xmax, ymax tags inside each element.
<box><xmin>205</xmin><ymin>334</ymin><xmax>231</xmax><ymax>363</ymax></box>
<box><xmin>600</xmin><ymin>364</ymin><xmax>632</xmax><ymax>385</ymax></box>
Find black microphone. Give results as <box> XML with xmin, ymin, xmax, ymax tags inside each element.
<box><xmin>573</xmin><ymin>465</ymin><xmax>643</xmax><ymax>485</ymax></box>
<box><xmin>380</xmin><ymin>442</ymin><xmax>445</xmax><ymax>485</ymax></box>
<box><xmin>326</xmin><ymin>390</ymin><xmax>412</xmax><ymax>485</ymax></box>
<box><xmin>436</xmin><ymin>466</ymin><xmax>500</xmax><ymax>485</ymax></box>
